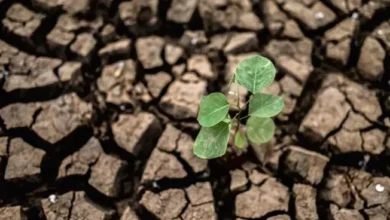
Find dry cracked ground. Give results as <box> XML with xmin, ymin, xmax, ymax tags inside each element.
<box><xmin>0</xmin><ymin>0</ymin><xmax>390</xmax><ymax>219</ymax></box>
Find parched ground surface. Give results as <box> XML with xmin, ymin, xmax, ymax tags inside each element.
<box><xmin>0</xmin><ymin>0</ymin><xmax>390</xmax><ymax>219</ymax></box>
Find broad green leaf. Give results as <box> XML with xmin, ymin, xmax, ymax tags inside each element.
<box><xmin>246</xmin><ymin>117</ymin><xmax>275</xmax><ymax>144</ymax></box>
<box><xmin>194</xmin><ymin>122</ymin><xmax>231</xmax><ymax>159</ymax></box>
<box><xmin>234</xmin><ymin>131</ymin><xmax>248</xmax><ymax>149</ymax></box>
<box><xmin>249</xmin><ymin>93</ymin><xmax>284</xmax><ymax>118</ymax></box>
<box><xmin>235</xmin><ymin>55</ymin><xmax>276</xmax><ymax>93</ymax></box>
<box><xmin>197</xmin><ymin>92</ymin><xmax>230</xmax><ymax>127</ymax></box>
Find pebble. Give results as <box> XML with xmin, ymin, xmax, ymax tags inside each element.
<box><xmin>375</xmin><ymin>184</ymin><xmax>385</xmax><ymax>192</ymax></box>
<box><xmin>49</xmin><ymin>194</ymin><xmax>57</xmax><ymax>204</ymax></box>
<box><xmin>315</xmin><ymin>12</ymin><xmax>325</xmax><ymax>20</ymax></box>
<box><xmin>352</xmin><ymin>12</ymin><xmax>359</xmax><ymax>20</ymax></box>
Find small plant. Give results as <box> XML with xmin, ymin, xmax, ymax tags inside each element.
<box><xmin>193</xmin><ymin>55</ymin><xmax>284</xmax><ymax>159</ymax></box>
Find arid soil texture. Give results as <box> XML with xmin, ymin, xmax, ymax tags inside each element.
<box><xmin>0</xmin><ymin>0</ymin><xmax>390</xmax><ymax>219</ymax></box>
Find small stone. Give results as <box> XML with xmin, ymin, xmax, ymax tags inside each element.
<box><xmin>145</xmin><ymin>72</ymin><xmax>172</xmax><ymax>98</ymax></box>
<box><xmin>314</xmin><ymin>12</ymin><xmax>324</xmax><ymax>19</ymax></box>
<box><xmin>63</xmin><ymin>0</ymin><xmax>90</xmax><ymax>14</ymax></box>
<box><xmin>230</xmin><ymin>169</ymin><xmax>248</xmax><ymax>191</ymax></box>
<box><xmin>111</xmin><ymin>112</ymin><xmax>162</xmax><ymax>156</ymax></box>
<box><xmin>376</xmin><ymin>184</ymin><xmax>385</xmax><ymax>192</ymax></box>
<box><xmin>167</xmin><ymin>0</ymin><xmax>198</xmax><ymax>23</ymax></box>
<box><xmin>136</xmin><ymin>36</ymin><xmax>164</xmax><ymax>69</ymax></box>
<box><xmin>187</xmin><ymin>55</ymin><xmax>214</xmax><ymax>79</ymax></box>
<box><xmin>283</xmin><ymin>146</ymin><xmax>329</xmax><ymax>185</ymax></box>
<box><xmin>48</xmin><ymin>194</ymin><xmax>57</xmax><ymax>204</ymax></box>
<box><xmin>140</xmin><ymin>189</ymin><xmax>187</xmax><ymax>220</ymax></box>
<box><xmin>164</xmin><ymin>44</ymin><xmax>184</xmax><ymax>65</ymax></box>
<box><xmin>223</xmin><ymin>32</ymin><xmax>258</xmax><ymax>54</ymax></box>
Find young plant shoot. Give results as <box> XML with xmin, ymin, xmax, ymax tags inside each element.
<box><xmin>193</xmin><ymin>55</ymin><xmax>284</xmax><ymax>159</ymax></box>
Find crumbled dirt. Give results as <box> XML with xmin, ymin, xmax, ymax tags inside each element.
<box><xmin>0</xmin><ymin>0</ymin><xmax>390</xmax><ymax>219</ymax></box>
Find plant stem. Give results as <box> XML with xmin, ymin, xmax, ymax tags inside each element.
<box><xmin>238</xmin><ymin>115</ymin><xmax>250</xmax><ymax>121</ymax></box>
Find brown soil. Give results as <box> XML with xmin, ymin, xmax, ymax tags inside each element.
<box><xmin>0</xmin><ymin>0</ymin><xmax>390</xmax><ymax>219</ymax></box>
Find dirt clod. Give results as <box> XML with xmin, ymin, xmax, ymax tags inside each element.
<box><xmin>112</xmin><ymin>112</ymin><xmax>162</xmax><ymax>157</ymax></box>
<box><xmin>235</xmin><ymin>178</ymin><xmax>290</xmax><ymax>218</ymax></box>
<box><xmin>140</xmin><ymin>189</ymin><xmax>187</xmax><ymax>219</ymax></box>
<box><xmin>283</xmin><ymin>146</ymin><xmax>329</xmax><ymax>185</ymax></box>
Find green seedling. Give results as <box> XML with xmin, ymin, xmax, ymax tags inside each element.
<box><xmin>193</xmin><ymin>55</ymin><xmax>284</xmax><ymax>159</ymax></box>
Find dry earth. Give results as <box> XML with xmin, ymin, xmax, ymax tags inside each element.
<box><xmin>0</xmin><ymin>0</ymin><xmax>390</xmax><ymax>219</ymax></box>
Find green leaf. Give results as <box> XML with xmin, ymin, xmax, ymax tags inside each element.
<box><xmin>223</xmin><ymin>114</ymin><xmax>231</xmax><ymax>123</ymax></box>
<box><xmin>197</xmin><ymin>92</ymin><xmax>230</xmax><ymax>127</ymax></box>
<box><xmin>249</xmin><ymin>93</ymin><xmax>284</xmax><ymax>118</ymax></box>
<box><xmin>235</xmin><ymin>55</ymin><xmax>276</xmax><ymax>93</ymax></box>
<box><xmin>194</xmin><ymin>122</ymin><xmax>231</xmax><ymax>159</ymax></box>
<box><xmin>246</xmin><ymin>117</ymin><xmax>275</xmax><ymax>144</ymax></box>
<box><xmin>234</xmin><ymin>131</ymin><xmax>248</xmax><ymax>149</ymax></box>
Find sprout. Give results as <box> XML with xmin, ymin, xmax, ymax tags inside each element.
<box><xmin>193</xmin><ymin>56</ymin><xmax>284</xmax><ymax>159</ymax></box>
